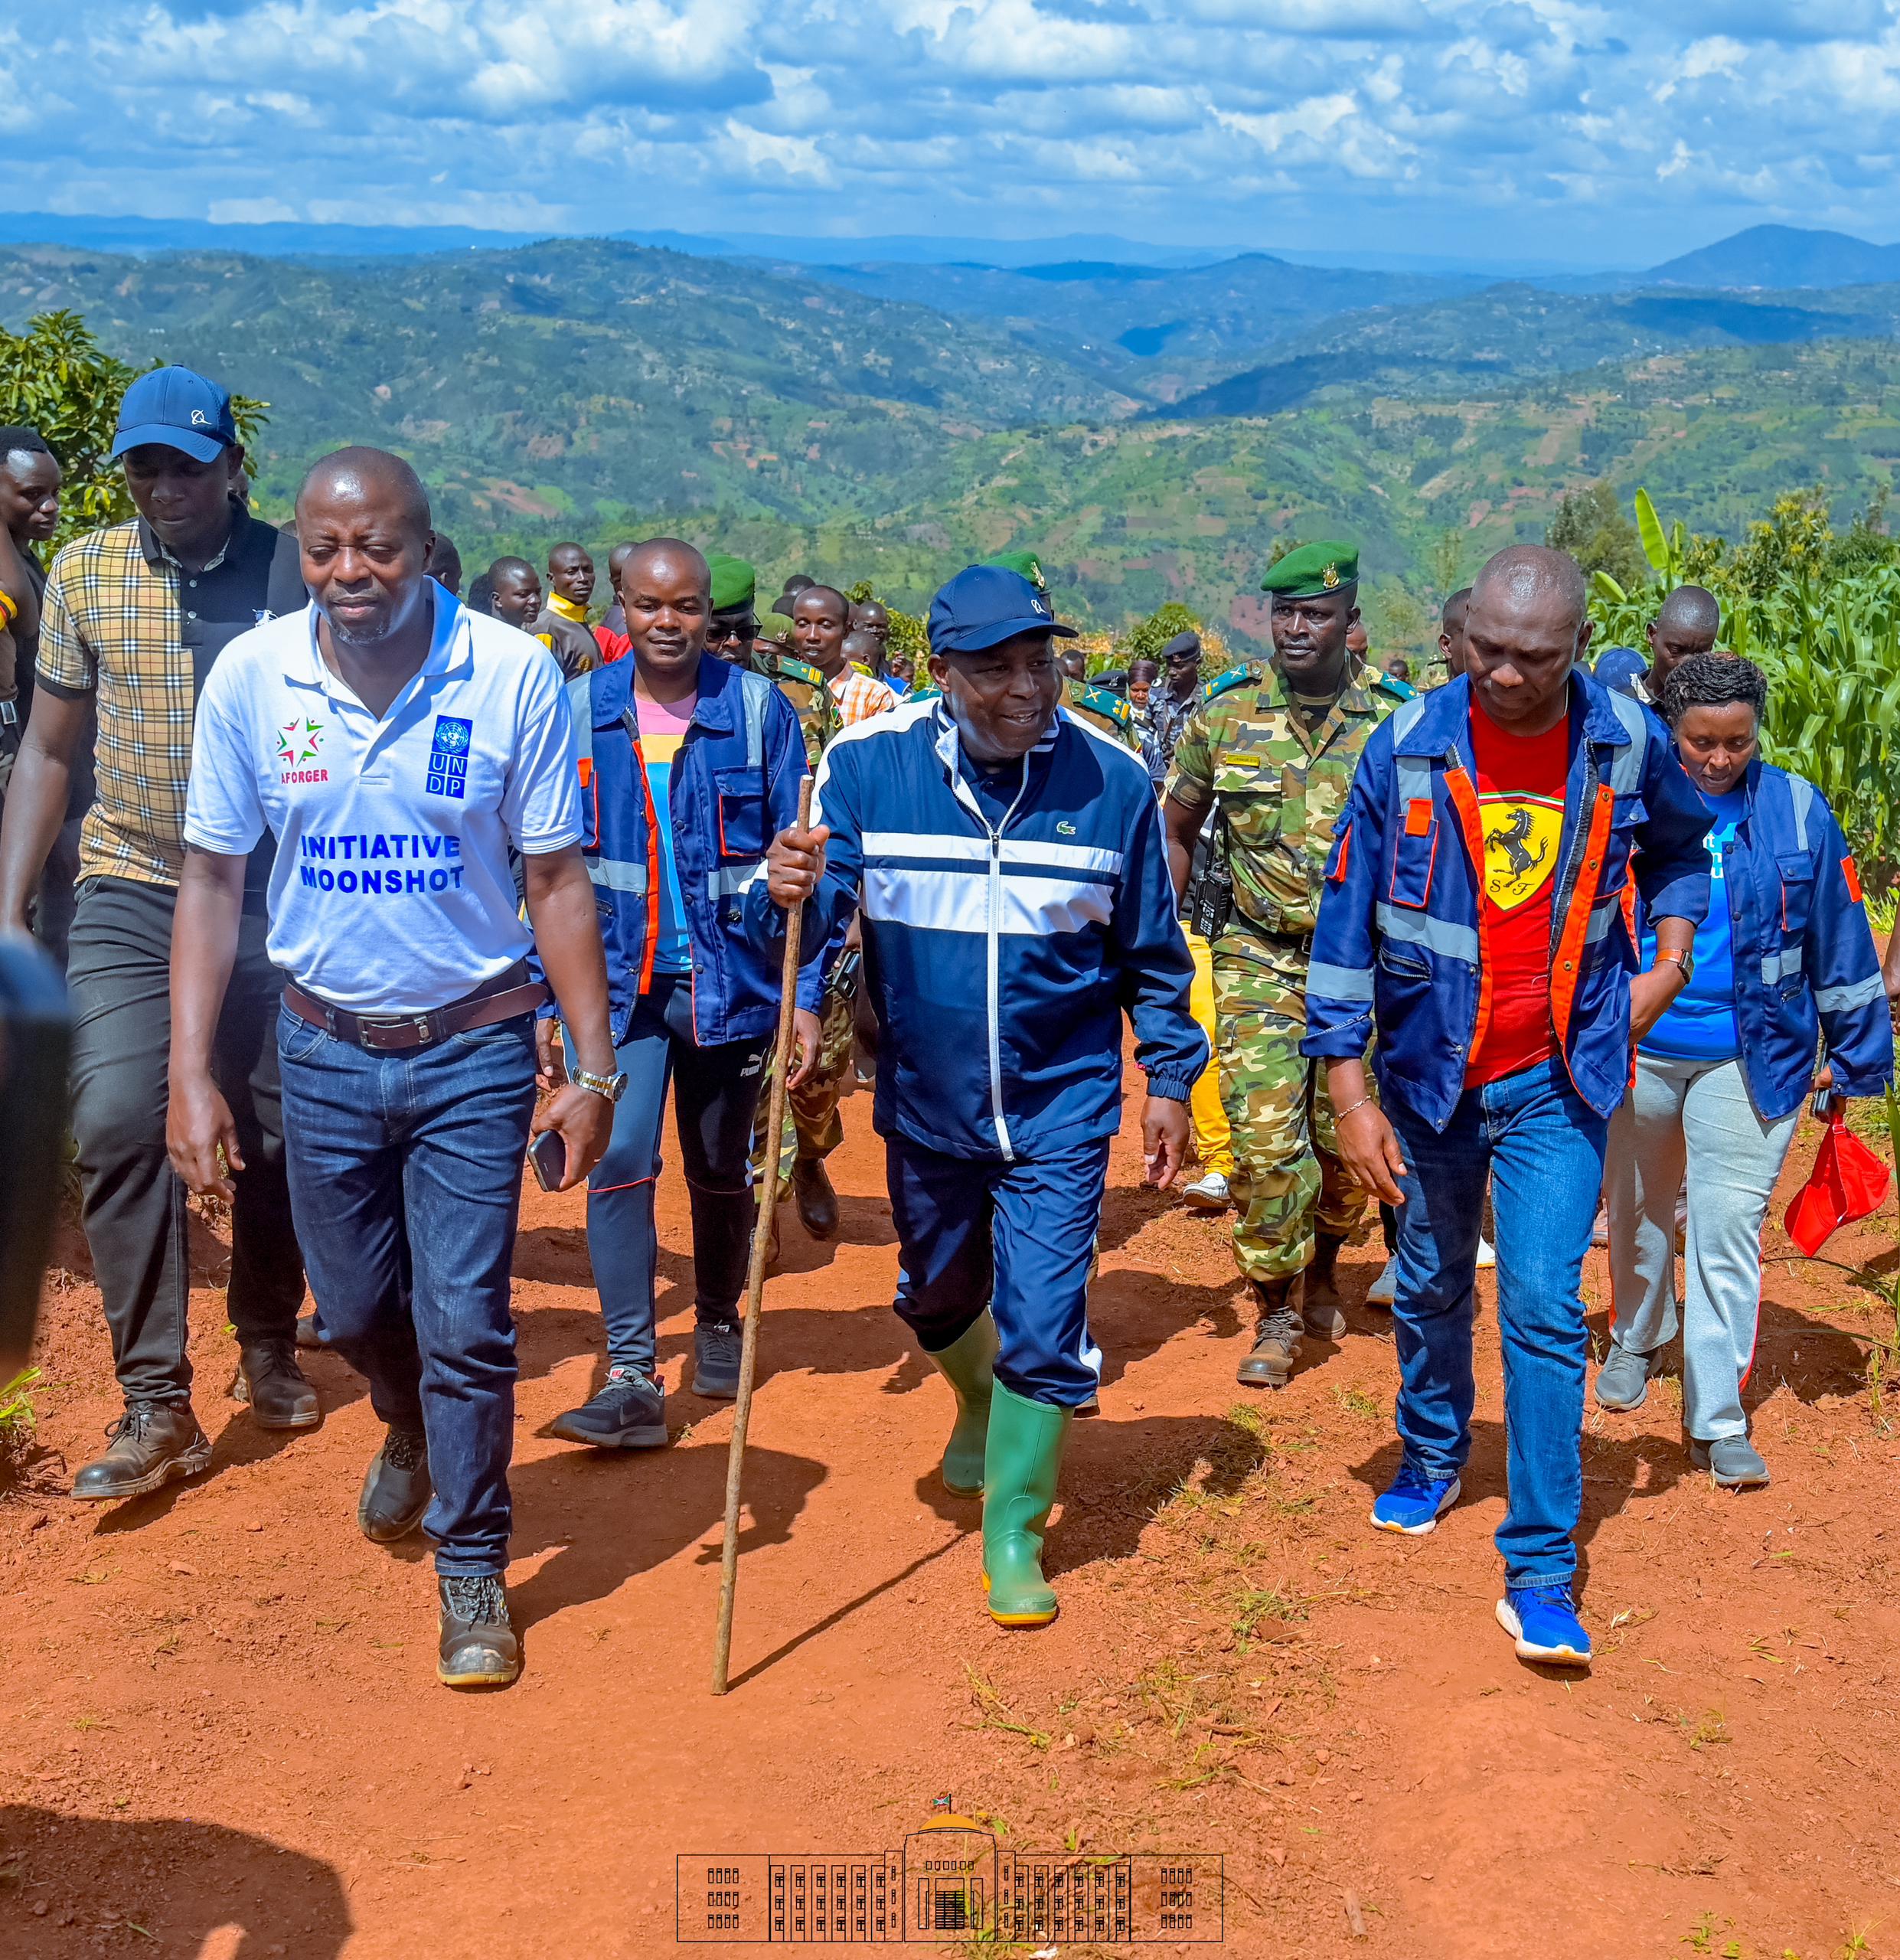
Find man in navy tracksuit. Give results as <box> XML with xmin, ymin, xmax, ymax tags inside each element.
<box><xmin>750</xmin><ymin>564</ymin><xmax>1206</xmax><ymax>1628</ymax></box>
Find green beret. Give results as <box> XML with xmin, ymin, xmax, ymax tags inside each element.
<box><xmin>982</xmin><ymin>550</ymin><xmax>1048</xmax><ymax>591</ymax></box>
<box><xmin>755</xmin><ymin>609</ymin><xmax>793</xmax><ymax>642</ymax></box>
<box><xmin>707</xmin><ymin>553</ymin><xmax>756</xmax><ymax>612</ymax></box>
<box><xmin>1261</xmin><ymin>541</ymin><xmax>1359</xmax><ymax>598</ymax></box>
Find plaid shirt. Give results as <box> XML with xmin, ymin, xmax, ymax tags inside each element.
<box><xmin>36</xmin><ymin>510</ymin><xmax>301</xmax><ymax>888</ymax></box>
<box><xmin>832</xmin><ymin>664</ymin><xmax>899</xmax><ymax>728</ymax></box>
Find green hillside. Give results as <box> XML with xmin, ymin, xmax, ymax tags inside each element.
<box><xmin>4</xmin><ymin>237</ymin><xmax>1897</xmax><ymax>656</ymax></box>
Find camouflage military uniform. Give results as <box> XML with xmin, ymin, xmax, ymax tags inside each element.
<box><xmin>752</xmin><ymin>647</ymin><xmax>838</xmax><ymax>766</ymax></box>
<box><xmin>1165</xmin><ymin>660</ymin><xmax>1402</xmax><ymax>1282</ymax></box>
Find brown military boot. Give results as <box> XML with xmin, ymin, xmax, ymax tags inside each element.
<box><xmin>1303</xmin><ymin>1233</ymin><xmax>1350</xmax><ymax>1341</ymax></box>
<box><xmin>1237</xmin><ymin>1278</ymin><xmax>1302</xmax><ymax>1389</ymax></box>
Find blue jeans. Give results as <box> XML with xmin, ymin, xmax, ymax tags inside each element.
<box><xmin>1385</xmin><ymin>1056</ymin><xmax>1609</xmax><ymax>1586</ymax></box>
<box><xmin>572</xmin><ymin>972</ymin><xmax>769</xmax><ymax>1376</ymax></box>
<box><xmin>276</xmin><ymin>1008</ymin><xmax>537</xmax><ymax>1577</ymax></box>
<box><xmin>886</xmin><ymin>1134</ymin><xmax>1109</xmax><ymax>1407</ymax></box>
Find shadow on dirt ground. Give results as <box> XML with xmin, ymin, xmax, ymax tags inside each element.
<box><xmin>0</xmin><ymin>1805</ymin><xmax>352</xmax><ymax>1956</ymax></box>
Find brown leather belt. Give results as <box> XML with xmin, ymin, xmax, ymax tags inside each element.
<box><xmin>282</xmin><ymin>969</ymin><xmax>550</xmax><ymax>1053</ymax></box>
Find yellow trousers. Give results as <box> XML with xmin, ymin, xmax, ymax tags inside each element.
<box><xmin>1187</xmin><ymin>930</ymin><xmax>1232</xmax><ymax>1177</ymax></box>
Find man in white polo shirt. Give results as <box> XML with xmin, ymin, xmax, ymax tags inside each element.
<box><xmin>167</xmin><ymin>448</ymin><xmax>619</xmax><ymax>1690</ymax></box>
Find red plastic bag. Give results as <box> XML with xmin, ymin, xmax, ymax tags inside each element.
<box><xmin>1784</xmin><ymin>1109</ymin><xmax>1892</xmax><ymax>1256</ymax></box>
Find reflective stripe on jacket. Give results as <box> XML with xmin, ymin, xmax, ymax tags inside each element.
<box><xmin>1648</xmin><ymin>759</ymin><xmax>1893</xmax><ymax>1119</ymax></box>
<box><xmin>1301</xmin><ymin>670</ymin><xmax>1714</xmax><ymax>1129</ymax></box>
<box><xmin>571</xmin><ymin>651</ymin><xmax>818</xmax><ymax>1046</ymax></box>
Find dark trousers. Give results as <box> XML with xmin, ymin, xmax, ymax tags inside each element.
<box><xmin>277</xmin><ymin>1010</ymin><xmax>537</xmax><ymax>1576</ymax></box>
<box><xmin>66</xmin><ymin>877</ymin><xmax>305</xmax><ymax>1403</ymax></box>
<box><xmin>573</xmin><ymin>972</ymin><xmax>769</xmax><ymax>1375</ymax></box>
<box><xmin>886</xmin><ymin>1133</ymin><xmax>1111</xmax><ymax>1408</ymax></box>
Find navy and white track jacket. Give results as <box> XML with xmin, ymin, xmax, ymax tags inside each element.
<box><xmin>743</xmin><ymin>699</ymin><xmax>1207</xmax><ymax>1161</ymax></box>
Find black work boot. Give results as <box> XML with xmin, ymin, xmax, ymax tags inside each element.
<box><xmin>231</xmin><ymin>1340</ymin><xmax>321</xmax><ymax>1429</ymax></box>
<box><xmin>1303</xmin><ymin>1233</ymin><xmax>1350</xmax><ymax>1341</ymax></box>
<box><xmin>438</xmin><ymin>1575</ymin><xmax>521</xmax><ymax>1689</ymax></box>
<box><xmin>693</xmin><ymin>1321</ymin><xmax>743</xmax><ymax>1400</ymax></box>
<box><xmin>358</xmin><ymin>1425</ymin><xmax>432</xmax><ymax>1543</ymax></box>
<box><xmin>72</xmin><ymin>1400</ymin><xmax>212</xmax><ymax>1501</ymax></box>
<box><xmin>1237</xmin><ymin>1278</ymin><xmax>1303</xmax><ymax>1390</ymax></box>
<box><xmin>792</xmin><ymin>1156</ymin><xmax>839</xmax><ymax>1238</ymax></box>
<box><xmin>549</xmin><ymin>1366</ymin><xmax>668</xmax><ymax>1449</ymax></box>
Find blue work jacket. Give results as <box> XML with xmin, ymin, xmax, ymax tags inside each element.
<box><xmin>1301</xmin><ymin>671</ymin><xmax>1713</xmax><ymax>1129</ymax></box>
<box><xmin>569</xmin><ymin>652</ymin><xmax>819</xmax><ymax>1047</ymax></box>
<box><xmin>1647</xmin><ymin>759</ymin><xmax>1892</xmax><ymax>1119</ymax></box>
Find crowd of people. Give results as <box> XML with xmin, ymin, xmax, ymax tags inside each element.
<box><xmin>0</xmin><ymin>361</ymin><xmax>1891</xmax><ymax>1690</ymax></box>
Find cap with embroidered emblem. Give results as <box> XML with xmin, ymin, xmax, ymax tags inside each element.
<box><xmin>111</xmin><ymin>366</ymin><xmax>239</xmax><ymax>462</ymax></box>
<box><xmin>981</xmin><ymin>550</ymin><xmax>1048</xmax><ymax>591</ymax></box>
<box><xmin>1261</xmin><ymin>541</ymin><xmax>1359</xmax><ymax>598</ymax></box>
<box><xmin>930</xmin><ymin>564</ymin><xmax>1078</xmax><ymax>656</ymax></box>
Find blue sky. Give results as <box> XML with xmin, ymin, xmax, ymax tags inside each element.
<box><xmin>6</xmin><ymin>0</ymin><xmax>1899</xmax><ymax>264</ymax></box>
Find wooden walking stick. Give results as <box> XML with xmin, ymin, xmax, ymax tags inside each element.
<box><xmin>713</xmin><ymin>776</ymin><xmax>815</xmax><ymax>1694</ymax></box>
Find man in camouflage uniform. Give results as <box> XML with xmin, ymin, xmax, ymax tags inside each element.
<box><xmin>1164</xmin><ymin>541</ymin><xmax>1404</xmax><ymax>1388</ymax></box>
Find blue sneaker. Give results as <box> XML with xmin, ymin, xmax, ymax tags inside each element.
<box><xmin>1369</xmin><ymin>1467</ymin><xmax>1461</xmax><ymax>1534</ymax></box>
<box><xmin>1496</xmin><ymin>1585</ymin><xmax>1592</xmax><ymax>1668</ymax></box>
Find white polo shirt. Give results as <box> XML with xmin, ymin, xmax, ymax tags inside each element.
<box><xmin>184</xmin><ymin>584</ymin><xmax>581</xmax><ymax>1013</ymax></box>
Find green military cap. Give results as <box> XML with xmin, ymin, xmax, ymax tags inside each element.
<box><xmin>707</xmin><ymin>553</ymin><xmax>756</xmax><ymax>612</ymax></box>
<box><xmin>1261</xmin><ymin>541</ymin><xmax>1359</xmax><ymax>597</ymax></box>
<box><xmin>756</xmin><ymin>609</ymin><xmax>793</xmax><ymax>642</ymax></box>
<box><xmin>982</xmin><ymin>549</ymin><xmax>1048</xmax><ymax>591</ymax></box>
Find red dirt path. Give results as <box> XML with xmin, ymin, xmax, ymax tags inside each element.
<box><xmin>4</xmin><ymin>1075</ymin><xmax>1900</xmax><ymax>1959</ymax></box>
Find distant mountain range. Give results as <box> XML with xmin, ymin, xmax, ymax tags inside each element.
<box><xmin>3</xmin><ymin>220</ymin><xmax>1897</xmax><ymax>645</ymax></box>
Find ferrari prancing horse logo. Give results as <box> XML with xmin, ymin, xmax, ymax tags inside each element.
<box><xmin>1480</xmin><ymin>794</ymin><xmax>1562</xmax><ymax>911</ymax></box>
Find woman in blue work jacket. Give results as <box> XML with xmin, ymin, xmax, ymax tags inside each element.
<box><xmin>1597</xmin><ymin>652</ymin><xmax>1894</xmax><ymax>1485</ymax></box>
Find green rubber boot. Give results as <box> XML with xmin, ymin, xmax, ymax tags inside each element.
<box><xmin>981</xmin><ymin>1381</ymin><xmax>1072</xmax><ymax>1628</ymax></box>
<box><xmin>925</xmin><ymin>1311</ymin><xmax>997</xmax><ymax>1497</ymax></box>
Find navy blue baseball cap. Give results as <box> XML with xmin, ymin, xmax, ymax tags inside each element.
<box><xmin>111</xmin><ymin>366</ymin><xmax>239</xmax><ymax>462</ymax></box>
<box><xmin>929</xmin><ymin>564</ymin><xmax>1078</xmax><ymax>658</ymax></box>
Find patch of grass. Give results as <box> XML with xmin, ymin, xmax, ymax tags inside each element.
<box><xmin>962</xmin><ymin>1666</ymin><xmax>1050</xmax><ymax>1751</ymax></box>
<box><xmin>0</xmin><ymin>1367</ymin><xmax>44</xmax><ymax>1479</ymax></box>
<box><xmin>1232</xmin><ymin>1586</ymin><xmax>1304</xmax><ymax>1641</ymax></box>
<box><xmin>1680</xmin><ymin>1709</ymin><xmax>1732</xmax><ymax>1753</ymax></box>
<box><xmin>1331</xmin><ymin>1385</ymin><xmax>1382</xmax><ymax>1420</ymax></box>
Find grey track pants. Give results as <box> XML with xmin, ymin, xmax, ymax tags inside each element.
<box><xmin>1604</xmin><ymin>1051</ymin><xmax>1798</xmax><ymax>1442</ymax></box>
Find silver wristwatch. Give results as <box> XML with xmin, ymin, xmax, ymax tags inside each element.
<box><xmin>570</xmin><ymin>1065</ymin><xmax>629</xmax><ymax>1103</ymax></box>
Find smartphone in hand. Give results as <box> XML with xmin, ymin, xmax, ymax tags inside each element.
<box><xmin>528</xmin><ymin>1126</ymin><xmax>568</xmax><ymax>1192</ymax></box>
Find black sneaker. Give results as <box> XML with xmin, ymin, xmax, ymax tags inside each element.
<box><xmin>693</xmin><ymin>1321</ymin><xmax>743</xmax><ymax>1400</ymax></box>
<box><xmin>72</xmin><ymin>1400</ymin><xmax>212</xmax><ymax>1501</ymax></box>
<box><xmin>231</xmin><ymin>1340</ymin><xmax>321</xmax><ymax>1429</ymax></box>
<box><xmin>358</xmin><ymin>1425</ymin><xmax>432</xmax><ymax>1543</ymax></box>
<box><xmin>548</xmin><ymin>1367</ymin><xmax>668</xmax><ymax>1449</ymax></box>
<box><xmin>438</xmin><ymin>1575</ymin><xmax>520</xmax><ymax>1689</ymax></box>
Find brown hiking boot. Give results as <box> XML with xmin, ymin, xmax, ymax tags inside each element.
<box><xmin>792</xmin><ymin>1156</ymin><xmax>839</xmax><ymax>1238</ymax></box>
<box><xmin>72</xmin><ymin>1400</ymin><xmax>212</xmax><ymax>1501</ymax></box>
<box><xmin>1303</xmin><ymin>1233</ymin><xmax>1350</xmax><ymax>1341</ymax></box>
<box><xmin>1237</xmin><ymin>1278</ymin><xmax>1303</xmax><ymax>1389</ymax></box>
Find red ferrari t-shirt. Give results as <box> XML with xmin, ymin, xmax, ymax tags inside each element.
<box><xmin>1464</xmin><ymin>702</ymin><xmax>1570</xmax><ymax>1086</ymax></box>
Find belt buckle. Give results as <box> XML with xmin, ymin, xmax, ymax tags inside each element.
<box><xmin>356</xmin><ymin>1012</ymin><xmax>435</xmax><ymax>1052</ymax></box>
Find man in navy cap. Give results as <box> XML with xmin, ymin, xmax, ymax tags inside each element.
<box><xmin>752</xmin><ymin>562</ymin><xmax>1205</xmax><ymax>1628</ymax></box>
<box><xmin>0</xmin><ymin>366</ymin><xmax>315</xmax><ymax>1501</ymax></box>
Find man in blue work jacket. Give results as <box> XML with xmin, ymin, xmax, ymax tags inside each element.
<box><xmin>1302</xmin><ymin>546</ymin><xmax>1712</xmax><ymax>1671</ymax></box>
<box><xmin>540</xmin><ymin>538</ymin><xmax>821</xmax><ymax>1444</ymax></box>
<box><xmin>752</xmin><ymin>563</ymin><xmax>1205</xmax><ymax>1629</ymax></box>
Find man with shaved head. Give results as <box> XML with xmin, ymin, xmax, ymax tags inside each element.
<box><xmin>0</xmin><ymin>367</ymin><xmax>315</xmax><ymax>1500</ymax></box>
<box><xmin>540</xmin><ymin>535</ymin><xmax>816</xmax><ymax>1431</ymax></box>
<box><xmin>1303</xmin><ymin>543</ymin><xmax>1713</xmax><ymax>1672</ymax></box>
<box><xmin>168</xmin><ymin>445</ymin><xmax>618</xmax><ymax>1689</ymax></box>
<box><xmin>485</xmin><ymin>557</ymin><xmax>544</xmax><ymax>633</ymax></box>
<box><xmin>1643</xmin><ymin>583</ymin><xmax>1722</xmax><ymax>702</ymax></box>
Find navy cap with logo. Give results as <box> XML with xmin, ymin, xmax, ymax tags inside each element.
<box><xmin>111</xmin><ymin>366</ymin><xmax>239</xmax><ymax>463</ymax></box>
<box><xmin>928</xmin><ymin>563</ymin><xmax>1079</xmax><ymax>658</ymax></box>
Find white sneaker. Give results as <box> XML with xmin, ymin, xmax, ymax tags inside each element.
<box><xmin>1476</xmin><ymin>1234</ymin><xmax>1497</xmax><ymax>1270</ymax></box>
<box><xmin>1366</xmin><ymin>1256</ymin><xmax>1398</xmax><ymax>1306</ymax></box>
<box><xmin>1182</xmin><ymin>1171</ymin><xmax>1229</xmax><ymax>1211</ymax></box>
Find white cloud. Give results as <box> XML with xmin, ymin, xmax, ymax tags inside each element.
<box><xmin>2</xmin><ymin>0</ymin><xmax>1898</xmax><ymax>263</ymax></box>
